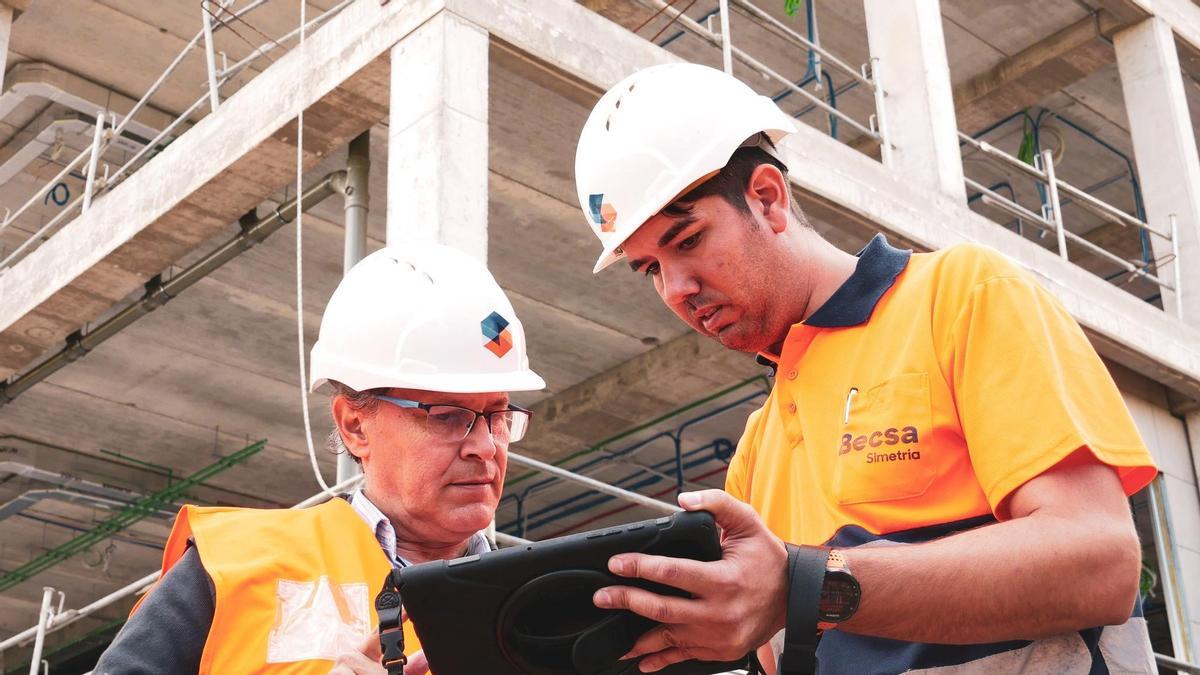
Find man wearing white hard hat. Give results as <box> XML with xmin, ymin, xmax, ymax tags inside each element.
<box><xmin>575</xmin><ymin>63</ymin><xmax>1157</xmax><ymax>674</ymax></box>
<box><xmin>94</xmin><ymin>242</ymin><xmax>544</xmax><ymax>675</ymax></box>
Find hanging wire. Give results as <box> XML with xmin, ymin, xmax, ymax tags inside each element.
<box><xmin>199</xmin><ymin>0</ymin><xmax>280</xmax><ymax>65</ymax></box>
<box><xmin>292</xmin><ymin>0</ymin><xmax>336</xmax><ymax>496</ymax></box>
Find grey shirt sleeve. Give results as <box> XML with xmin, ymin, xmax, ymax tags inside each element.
<box><xmin>93</xmin><ymin>545</ymin><xmax>214</xmax><ymax>674</ymax></box>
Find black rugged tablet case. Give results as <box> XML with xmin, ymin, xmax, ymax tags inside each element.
<box><xmin>394</xmin><ymin>510</ymin><xmax>750</xmax><ymax>675</ymax></box>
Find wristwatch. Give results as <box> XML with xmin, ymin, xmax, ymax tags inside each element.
<box><xmin>816</xmin><ymin>550</ymin><xmax>860</xmax><ymax>631</ymax></box>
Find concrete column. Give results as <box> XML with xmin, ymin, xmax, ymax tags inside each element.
<box><xmin>1115</xmin><ymin>17</ymin><xmax>1200</xmax><ymax>325</ymax></box>
<box><xmin>0</xmin><ymin>6</ymin><xmax>13</xmax><ymax>93</ymax></box>
<box><xmin>863</xmin><ymin>0</ymin><xmax>966</xmax><ymax>203</ymax></box>
<box><xmin>387</xmin><ymin>11</ymin><xmax>488</xmax><ymax>262</ymax></box>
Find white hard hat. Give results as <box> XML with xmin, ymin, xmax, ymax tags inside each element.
<box><xmin>309</xmin><ymin>243</ymin><xmax>545</xmax><ymax>394</ymax></box>
<box><xmin>575</xmin><ymin>63</ymin><xmax>798</xmax><ymax>273</ymax></box>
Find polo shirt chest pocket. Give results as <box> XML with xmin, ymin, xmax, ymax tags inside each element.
<box><xmin>832</xmin><ymin>372</ymin><xmax>936</xmax><ymax>505</ymax></box>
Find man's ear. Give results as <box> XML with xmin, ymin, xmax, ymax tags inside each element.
<box><xmin>331</xmin><ymin>396</ymin><xmax>370</xmax><ymax>462</ymax></box>
<box><xmin>746</xmin><ymin>163</ymin><xmax>790</xmax><ymax>235</ymax></box>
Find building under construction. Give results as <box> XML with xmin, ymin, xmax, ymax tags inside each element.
<box><xmin>0</xmin><ymin>0</ymin><xmax>1198</xmax><ymax>671</ymax></box>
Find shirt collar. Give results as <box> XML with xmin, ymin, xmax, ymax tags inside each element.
<box><xmin>755</xmin><ymin>234</ymin><xmax>910</xmax><ymax>368</ymax></box>
<box><xmin>804</xmin><ymin>234</ymin><xmax>911</xmax><ymax>328</ymax></box>
<box><xmin>349</xmin><ymin>489</ymin><xmax>491</xmax><ymax>567</ymax></box>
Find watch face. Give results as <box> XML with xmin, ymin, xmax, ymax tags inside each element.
<box><xmin>818</xmin><ymin>571</ymin><xmax>861</xmax><ymax>622</ymax></box>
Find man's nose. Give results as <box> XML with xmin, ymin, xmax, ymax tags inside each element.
<box><xmin>460</xmin><ymin>416</ymin><xmax>498</xmax><ymax>460</ymax></box>
<box><xmin>660</xmin><ymin>264</ymin><xmax>699</xmax><ymax>306</ymax></box>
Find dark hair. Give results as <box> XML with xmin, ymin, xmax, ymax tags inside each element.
<box><xmin>661</xmin><ymin>144</ymin><xmax>808</xmax><ymax>226</ymax></box>
<box><xmin>327</xmin><ymin>381</ymin><xmax>390</xmax><ymax>465</ymax></box>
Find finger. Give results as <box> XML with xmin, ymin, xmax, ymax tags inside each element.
<box><xmin>593</xmin><ymin>584</ymin><xmax>706</xmax><ymax>624</ymax></box>
<box><xmin>358</xmin><ymin>632</ymin><xmax>383</xmax><ymax>661</ymax></box>
<box><xmin>331</xmin><ymin>651</ymin><xmax>381</xmax><ymax>674</ymax></box>
<box><xmin>621</xmin><ymin>624</ymin><xmax>676</xmax><ymax>660</ymax></box>
<box><xmin>404</xmin><ymin>650</ymin><xmax>429</xmax><ymax>675</ymax></box>
<box><xmin>677</xmin><ymin>489</ymin><xmax>764</xmax><ymax>541</ymax></box>
<box><xmin>605</xmin><ymin>552</ymin><xmax>717</xmax><ymax>594</ymax></box>
<box><xmin>636</xmin><ymin>647</ymin><xmax>694</xmax><ymax>673</ymax></box>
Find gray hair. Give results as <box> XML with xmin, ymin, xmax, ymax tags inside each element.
<box><xmin>327</xmin><ymin>381</ymin><xmax>388</xmax><ymax>464</ymax></box>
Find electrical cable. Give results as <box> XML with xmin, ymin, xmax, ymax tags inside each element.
<box><xmin>293</xmin><ymin>0</ymin><xmax>336</xmax><ymax>497</ymax></box>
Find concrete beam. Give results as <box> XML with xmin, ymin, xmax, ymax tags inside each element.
<box><xmin>863</xmin><ymin>0</ymin><xmax>965</xmax><ymax>202</ymax></box>
<box><xmin>523</xmin><ymin>331</ymin><xmax>761</xmax><ymax>461</ymax></box>
<box><xmin>954</xmin><ymin>13</ymin><xmax>1118</xmax><ymax>135</ymax></box>
<box><xmin>1115</xmin><ymin>17</ymin><xmax>1200</xmax><ymax>325</ymax></box>
<box><xmin>387</xmin><ymin>11</ymin><xmax>489</xmax><ymax>261</ymax></box>
<box><xmin>451</xmin><ymin>0</ymin><xmax>1200</xmax><ymax>403</ymax></box>
<box><xmin>1090</xmin><ymin>0</ymin><xmax>1200</xmax><ymax>81</ymax></box>
<box><xmin>0</xmin><ymin>0</ymin><xmax>442</xmax><ymax>379</ymax></box>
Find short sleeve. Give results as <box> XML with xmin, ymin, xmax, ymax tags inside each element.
<box><xmin>725</xmin><ymin>407</ymin><xmax>764</xmax><ymax>502</ymax></box>
<box><xmin>947</xmin><ymin>270</ymin><xmax>1157</xmax><ymax>514</ymax></box>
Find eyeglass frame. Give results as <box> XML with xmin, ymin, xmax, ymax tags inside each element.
<box><xmin>373</xmin><ymin>394</ymin><xmax>533</xmax><ymax>444</ymax></box>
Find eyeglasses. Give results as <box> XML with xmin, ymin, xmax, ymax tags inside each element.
<box><xmin>374</xmin><ymin>395</ymin><xmax>532</xmax><ymax>444</ymax></box>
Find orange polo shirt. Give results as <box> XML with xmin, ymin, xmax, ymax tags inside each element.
<box><xmin>727</xmin><ymin>235</ymin><xmax>1158</xmax><ymax>673</ymax></box>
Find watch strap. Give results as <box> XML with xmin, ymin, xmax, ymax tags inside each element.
<box><xmin>778</xmin><ymin>543</ymin><xmax>830</xmax><ymax>675</ymax></box>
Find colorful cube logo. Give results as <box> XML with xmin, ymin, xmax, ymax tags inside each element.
<box><xmin>481</xmin><ymin>311</ymin><xmax>513</xmax><ymax>358</ymax></box>
<box><xmin>588</xmin><ymin>193</ymin><xmax>618</xmax><ymax>233</ymax></box>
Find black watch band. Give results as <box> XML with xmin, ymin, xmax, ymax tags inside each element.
<box><xmin>778</xmin><ymin>544</ymin><xmax>831</xmax><ymax>675</ymax></box>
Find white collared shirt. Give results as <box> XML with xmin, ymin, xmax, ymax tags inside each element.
<box><xmin>348</xmin><ymin>489</ymin><xmax>491</xmax><ymax>567</ymax></box>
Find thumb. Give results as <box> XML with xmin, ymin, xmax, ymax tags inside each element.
<box><xmin>404</xmin><ymin>650</ymin><xmax>430</xmax><ymax>675</ymax></box>
<box><xmin>678</xmin><ymin>489</ymin><xmax>763</xmax><ymax>539</ymax></box>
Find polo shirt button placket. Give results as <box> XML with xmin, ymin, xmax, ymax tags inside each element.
<box><xmin>786</xmin><ymin>369</ymin><xmax>798</xmax><ymax>380</ymax></box>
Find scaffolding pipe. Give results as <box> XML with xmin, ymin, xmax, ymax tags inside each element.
<box><xmin>201</xmin><ymin>1</ymin><xmax>222</xmax><ymax>112</ymax></box>
<box><xmin>717</xmin><ymin>0</ymin><xmax>732</xmax><ymax>75</ymax></box>
<box><xmin>81</xmin><ymin>111</ymin><xmax>106</xmax><ymax>212</ymax></box>
<box><xmin>644</xmin><ymin>0</ymin><xmax>878</xmax><ymax>141</ymax></box>
<box><xmin>494</xmin><ymin>532</ymin><xmax>532</xmax><ymax>547</ymax></box>
<box><xmin>0</xmin><ymin>171</ymin><xmax>347</xmax><ymax>407</ymax></box>
<box><xmin>337</xmin><ymin>133</ymin><xmax>370</xmax><ymax>484</ymax></box>
<box><xmin>1171</xmin><ymin>214</ymin><xmax>1183</xmax><ymax>321</ymax></box>
<box><xmin>27</xmin><ymin>587</ymin><xmax>55</xmax><ymax>675</ymax></box>
<box><xmin>728</xmin><ymin>0</ymin><xmax>867</xmax><ymax>88</ymax></box>
<box><xmin>868</xmin><ymin>57</ymin><xmax>892</xmax><ymax>168</ymax></box>
<box><xmin>1041</xmin><ymin>150</ymin><xmax>1068</xmax><ymax>259</ymax></box>
<box><xmin>1148</xmin><ymin>478</ymin><xmax>1195</xmax><ymax>664</ymax></box>
<box><xmin>507</xmin><ymin>452</ymin><xmax>680</xmax><ymax>515</ymax></box>
<box><xmin>967</xmin><ymin>178</ymin><xmax>1175</xmax><ymax>290</ymax></box>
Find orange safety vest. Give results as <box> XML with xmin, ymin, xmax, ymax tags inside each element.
<box><xmin>134</xmin><ymin>498</ymin><xmax>420</xmax><ymax>674</ymax></box>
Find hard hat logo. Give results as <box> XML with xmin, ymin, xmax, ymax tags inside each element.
<box><xmin>481</xmin><ymin>311</ymin><xmax>514</xmax><ymax>358</ymax></box>
<box><xmin>587</xmin><ymin>193</ymin><xmax>618</xmax><ymax>233</ymax></box>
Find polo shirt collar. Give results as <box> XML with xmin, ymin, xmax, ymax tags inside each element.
<box><xmin>755</xmin><ymin>234</ymin><xmax>910</xmax><ymax>369</ymax></box>
<box><xmin>804</xmin><ymin>234</ymin><xmax>911</xmax><ymax>328</ymax></box>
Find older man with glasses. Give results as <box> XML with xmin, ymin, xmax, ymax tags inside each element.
<box><xmin>94</xmin><ymin>242</ymin><xmax>544</xmax><ymax>675</ymax></box>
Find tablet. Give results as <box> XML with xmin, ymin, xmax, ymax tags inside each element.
<box><xmin>383</xmin><ymin>510</ymin><xmax>754</xmax><ymax>675</ymax></box>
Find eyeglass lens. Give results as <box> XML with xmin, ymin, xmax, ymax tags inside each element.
<box><xmin>426</xmin><ymin>406</ymin><xmax>530</xmax><ymax>443</ymax></box>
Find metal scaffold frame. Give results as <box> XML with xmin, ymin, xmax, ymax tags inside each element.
<box><xmin>958</xmin><ymin>129</ymin><xmax>1184</xmax><ymax>318</ymax></box>
<box><xmin>0</xmin><ymin>0</ymin><xmax>355</xmax><ymax>271</ymax></box>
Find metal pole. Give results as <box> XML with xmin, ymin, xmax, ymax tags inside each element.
<box><xmin>1147</xmin><ymin>477</ymin><xmax>1194</xmax><ymax>664</ymax></box>
<box><xmin>1041</xmin><ymin>149</ymin><xmax>1068</xmax><ymax>259</ymax></box>
<box><xmin>336</xmin><ymin>132</ymin><xmax>370</xmax><ymax>484</ymax></box>
<box><xmin>870</xmin><ymin>58</ymin><xmax>893</xmax><ymax>168</ymax></box>
<box><xmin>507</xmin><ymin>452</ymin><xmax>680</xmax><ymax>515</ymax></box>
<box><xmin>82</xmin><ymin>111</ymin><xmax>106</xmax><ymax>212</ymax></box>
<box><xmin>717</xmin><ymin>0</ymin><xmax>732</xmax><ymax>75</ymax></box>
<box><xmin>1171</xmin><ymin>214</ymin><xmax>1184</xmax><ymax>320</ymax></box>
<box><xmin>201</xmin><ymin>0</ymin><xmax>222</xmax><ymax>112</ymax></box>
<box><xmin>28</xmin><ymin>587</ymin><xmax>54</xmax><ymax>675</ymax></box>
